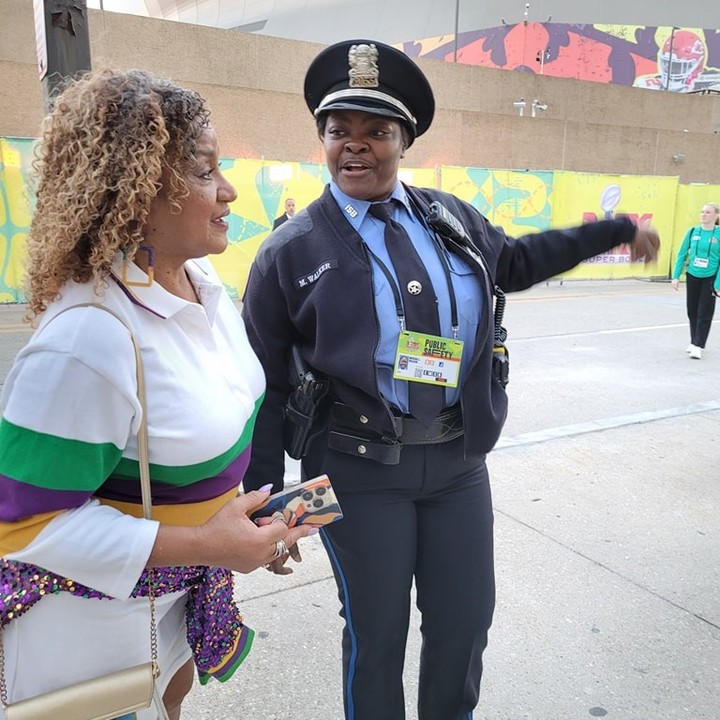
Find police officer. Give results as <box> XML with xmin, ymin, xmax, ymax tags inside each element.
<box><xmin>242</xmin><ymin>39</ymin><xmax>660</xmax><ymax>720</ymax></box>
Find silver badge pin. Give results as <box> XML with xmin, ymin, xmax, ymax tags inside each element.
<box><xmin>407</xmin><ymin>280</ymin><xmax>422</xmax><ymax>295</ymax></box>
<box><xmin>348</xmin><ymin>44</ymin><xmax>379</xmax><ymax>88</ymax></box>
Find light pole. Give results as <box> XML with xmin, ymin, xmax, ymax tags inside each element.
<box><xmin>664</xmin><ymin>26</ymin><xmax>678</xmax><ymax>91</ymax></box>
<box><xmin>453</xmin><ymin>0</ymin><xmax>460</xmax><ymax>63</ymax></box>
<box><xmin>536</xmin><ymin>48</ymin><xmax>550</xmax><ymax>74</ymax></box>
<box><xmin>33</xmin><ymin>0</ymin><xmax>92</xmax><ymax>111</ymax></box>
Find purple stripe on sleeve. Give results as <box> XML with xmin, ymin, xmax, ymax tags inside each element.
<box><xmin>96</xmin><ymin>445</ymin><xmax>252</xmax><ymax>505</ymax></box>
<box><xmin>0</xmin><ymin>474</ymin><xmax>92</xmax><ymax>521</ymax></box>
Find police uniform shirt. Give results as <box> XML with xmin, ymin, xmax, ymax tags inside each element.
<box><xmin>329</xmin><ymin>180</ymin><xmax>484</xmax><ymax>412</ymax></box>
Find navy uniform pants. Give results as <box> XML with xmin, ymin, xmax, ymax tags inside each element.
<box><xmin>304</xmin><ymin>435</ymin><xmax>495</xmax><ymax>720</ymax></box>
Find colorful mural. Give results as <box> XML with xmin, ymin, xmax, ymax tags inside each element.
<box><xmin>0</xmin><ymin>136</ymin><xmax>713</xmax><ymax>303</ymax></box>
<box><xmin>438</xmin><ymin>167</ymin><xmax>679</xmax><ymax>280</ymax></box>
<box><xmin>0</xmin><ymin>138</ymin><xmax>34</xmax><ymax>303</ymax></box>
<box><xmin>218</xmin><ymin>159</ymin><xmax>331</xmax><ymax>297</ymax></box>
<box><xmin>439</xmin><ymin>167</ymin><xmax>553</xmax><ymax>236</ymax></box>
<box><xmin>0</xmin><ymin>145</ymin><xmax>334</xmax><ymax>303</ymax></box>
<box><xmin>401</xmin><ymin>24</ymin><xmax>720</xmax><ymax>92</ymax></box>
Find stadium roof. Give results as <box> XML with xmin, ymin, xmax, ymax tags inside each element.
<box><xmin>91</xmin><ymin>1</ymin><xmax>720</xmax><ymax>45</ymax></box>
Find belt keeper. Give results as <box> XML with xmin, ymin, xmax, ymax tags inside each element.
<box><xmin>328</xmin><ymin>430</ymin><xmax>402</xmax><ymax>465</ymax></box>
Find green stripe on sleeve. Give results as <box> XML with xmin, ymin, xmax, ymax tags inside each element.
<box><xmin>0</xmin><ymin>418</ymin><xmax>123</xmax><ymax>491</ymax></box>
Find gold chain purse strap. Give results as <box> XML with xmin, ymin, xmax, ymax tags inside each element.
<box><xmin>0</xmin><ymin>303</ymin><xmax>170</xmax><ymax>720</ymax></box>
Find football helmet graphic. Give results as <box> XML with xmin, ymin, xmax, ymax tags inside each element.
<box><xmin>660</xmin><ymin>30</ymin><xmax>705</xmax><ymax>92</ymax></box>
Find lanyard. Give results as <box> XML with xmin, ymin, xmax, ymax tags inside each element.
<box><xmin>365</xmin><ymin>228</ymin><xmax>460</xmax><ymax>339</ymax></box>
<box><xmin>692</xmin><ymin>226</ymin><xmax>718</xmax><ymax>260</ymax></box>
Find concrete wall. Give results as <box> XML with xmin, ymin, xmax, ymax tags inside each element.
<box><xmin>3</xmin><ymin>0</ymin><xmax>719</xmax><ymax>183</ymax></box>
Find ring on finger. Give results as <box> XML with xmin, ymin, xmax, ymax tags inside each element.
<box><xmin>272</xmin><ymin>539</ymin><xmax>288</xmax><ymax>559</ymax></box>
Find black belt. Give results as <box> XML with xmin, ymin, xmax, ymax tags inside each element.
<box><xmin>327</xmin><ymin>402</ymin><xmax>464</xmax><ymax>465</ymax></box>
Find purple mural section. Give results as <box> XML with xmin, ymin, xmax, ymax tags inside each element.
<box><xmin>402</xmin><ymin>24</ymin><xmax>720</xmax><ymax>93</ymax></box>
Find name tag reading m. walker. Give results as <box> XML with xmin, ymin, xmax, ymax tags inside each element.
<box><xmin>393</xmin><ymin>331</ymin><xmax>464</xmax><ymax>388</ymax></box>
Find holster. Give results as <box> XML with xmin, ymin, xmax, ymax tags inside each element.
<box><xmin>283</xmin><ymin>346</ymin><xmax>330</xmax><ymax>459</ymax></box>
<box><xmin>283</xmin><ymin>402</ymin><xmax>324</xmax><ymax>459</ymax></box>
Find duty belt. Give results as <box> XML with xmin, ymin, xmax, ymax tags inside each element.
<box><xmin>327</xmin><ymin>402</ymin><xmax>464</xmax><ymax>465</ymax></box>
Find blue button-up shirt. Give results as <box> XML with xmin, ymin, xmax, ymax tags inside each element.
<box><xmin>329</xmin><ymin>180</ymin><xmax>484</xmax><ymax>411</ymax></box>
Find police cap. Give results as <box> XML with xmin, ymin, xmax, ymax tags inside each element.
<box><xmin>304</xmin><ymin>39</ymin><xmax>435</xmax><ymax>145</ymax></box>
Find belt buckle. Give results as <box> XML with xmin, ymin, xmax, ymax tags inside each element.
<box><xmin>400</xmin><ymin>407</ymin><xmax>462</xmax><ymax>445</ymax></box>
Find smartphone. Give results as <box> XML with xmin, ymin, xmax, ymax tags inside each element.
<box><xmin>249</xmin><ymin>474</ymin><xmax>343</xmax><ymax>527</ymax></box>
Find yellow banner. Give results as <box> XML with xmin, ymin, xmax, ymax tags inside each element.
<box><xmin>551</xmin><ymin>172</ymin><xmax>678</xmax><ymax>279</ymax></box>
<box><xmin>212</xmin><ymin>162</ymin><xmax>436</xmax><ymax>296</ymax></box>
<box><xmin>214</xmin><ymin>160</ymin><xmax>330</xmax><ymax>297</ymax></box>
<box><xmin>398</xmin><ymin>167</ymin><xmax>438</xmax><ymax>189</ymax></box>
<box><xmin>0</xmin><ymin>138</ymin><xmax>34</xmax><ymax>302</ymax></box>
<box><xmin>0</xmin><ymin>139</ymin><xmax>701</xmax><ymax>302</ymax></box>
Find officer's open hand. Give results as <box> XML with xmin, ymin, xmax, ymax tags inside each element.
<box><xmin>630</xmin><ymin>226</ymin><xmax>660</xmax><ymax>262</ymax></box>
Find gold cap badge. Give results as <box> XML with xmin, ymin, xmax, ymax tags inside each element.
<box><xmin>348</xmin><ymin>44</ymin><xmax>379</xmax><ymax>88</ymax></box>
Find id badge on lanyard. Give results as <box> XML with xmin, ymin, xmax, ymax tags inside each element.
<box><xmin>393</xmin><ymin>330</ymin><xmax>464</xmax><ymax>387</ymax></box>
<box><xmin>691</xmin><ymin>228</ymin><xmax>715</xmax><ymax>269</ymax></box>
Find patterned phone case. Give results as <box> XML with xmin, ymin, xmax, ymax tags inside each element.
<box><xmin>249</xmin><ymin>474</ymin><xmax>343</xmax><ymax>527</ymax></box>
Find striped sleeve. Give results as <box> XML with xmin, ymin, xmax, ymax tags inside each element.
<box><xmin>0</xmin><ymin>310</ymin><xmax>139</xmax><ymax>554</ymax></box>
<box><xmin>4</xmin><ymin>500</ymin><xmax>158</xmax><ymax>599</ymax></box>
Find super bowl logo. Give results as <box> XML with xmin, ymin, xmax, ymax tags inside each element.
<box><xmin>600</xmin><ymin>184</ymin><xmax>621</xmax><ymax>220</ymax></box>
<box><xmin>582</xmin><ymin>185</ymin><xmax>653</xmax><ymax>227</ymax></box>
<box><xmin>581</xmin><ymin>185</ymin><xmax>653</xmax><ymax>263</ymax></box>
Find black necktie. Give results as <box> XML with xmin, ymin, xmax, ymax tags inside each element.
<box><xmin>369</xmin><ymin>201</ymin><xmax>444</xmax><ymax>425</ymax></box>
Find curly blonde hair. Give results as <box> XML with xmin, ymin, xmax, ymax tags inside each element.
<box><xmin>26</xmin><ymin>69</ymin><xmax>210</xmax><ymax>316</ymax></box>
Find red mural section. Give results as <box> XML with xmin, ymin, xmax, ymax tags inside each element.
<box><xmin>403</xmin><ymin>24</ymin><xmax>720</xmax><ymax>93</ymax></box>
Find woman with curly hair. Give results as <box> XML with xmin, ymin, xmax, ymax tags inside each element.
<box><xmin>0</xmin><ymin>69</ymin><xmax>314</xmax><ymax>719</ymax></box>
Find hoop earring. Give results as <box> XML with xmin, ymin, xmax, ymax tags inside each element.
<box><xmin>122</xmin><ymin>245</ymin><xmax>155</xmax><ymax>287</ymax></box>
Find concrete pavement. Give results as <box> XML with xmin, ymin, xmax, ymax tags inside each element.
<box><xmin>1</xmin><ymin>279</ymin><xmax>718</xmax><ymax>719</ymax></box>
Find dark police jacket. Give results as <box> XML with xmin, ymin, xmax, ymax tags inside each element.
<box><xmin>241</xmin><ymin>185</ymin><xmax>637</xmax><ymax>492</ymax></box>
